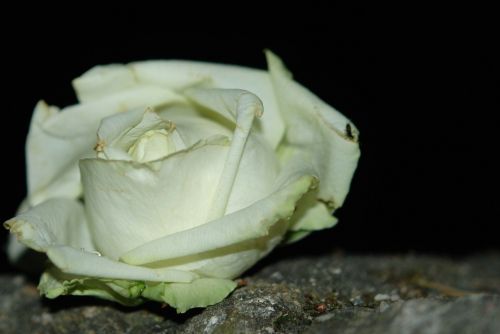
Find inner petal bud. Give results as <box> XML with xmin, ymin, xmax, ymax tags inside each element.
<box><xmin>128</xmin><ymin>128</ymin><xmax>177</xmax><ymax>162</ymax></box>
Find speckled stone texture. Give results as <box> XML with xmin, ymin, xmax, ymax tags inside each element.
<box><xmin>1</xmin><ymin>253</ymin><xmax>499</xmax><ymax>333</ymax></box>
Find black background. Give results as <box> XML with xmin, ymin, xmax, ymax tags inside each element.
<box><xmin>1</xmin><ymin>10</ymin><xmax>497</xmax><ymax>274</ymax></box>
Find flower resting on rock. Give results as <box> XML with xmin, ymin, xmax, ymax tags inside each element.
<box><xmin>4</xmin><ymin>51</ymin><xmax>360</xmax><ymax>313</ymax></box>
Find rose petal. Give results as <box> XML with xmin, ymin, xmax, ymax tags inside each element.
<box><xmin>72</xmin><ymin>64</ymin><xmax>137</xmax><ymax>102</ymax></box>
<box><xmin>130</xmin><ymin>60</ymin><xmax>285</xmax><ymax>149</ymax></box>
<box><xmin>47</xmin><ymin>246</ymin><xmax>197</xmax><ymax>282</ymax></box>
<box><xmin>181</xmin><ymin>88</ymin><xmax>280</xmax><ymax>216</ymax></box>
<box><xmin>158</xmin><ymin>104</ymin><xmax>232</xmax><ymax>146</ymax></box>
<box><xmin>142</xmin><ymin>277</ymin><xmax>237</xmax><ymax>313</ymax></box>
<box><xmin>4</xmin><ymin>198</ymin><xmax>94</xmax><ymax>252</ymax></box>
<box><xmin>120</xmin><ymin>175</ymin><xmax>315</xmax><ymax>267</ymax></box>
<box><xmin>185</xmin><ymin>89</ymin><xmax>265</xmax><ymax>220</ymax></box>
<box><xmin>266</xmin><ymin>50</ymin><xmax>360</xmax><ymax>225</ymax></box>
<box><xmin>4</xmin><ymin>199</ymin><xmax>197</xmax><ymax>282</ymax></box>
<box><xmin>96</xmin><ymin>108</ymin><xmax>186</xmax><ymax>161</ymax></box>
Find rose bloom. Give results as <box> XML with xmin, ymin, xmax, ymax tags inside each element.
<box><xmin>5</xmin><ymin>51</ymin><xmax>360</xmax><ymax>312</ymax></box>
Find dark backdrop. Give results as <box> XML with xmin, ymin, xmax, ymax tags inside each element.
<box><xmin>1</xmin><ymin>18</ymin><xmax>497</xmax><ymax>273</ymax></box>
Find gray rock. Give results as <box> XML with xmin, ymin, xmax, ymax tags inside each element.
<box><xmin>181</xmin><ymin>282</ymin><xmax>311</xmax><ymax>334</ymax></box>
<box><xmin>1</xmin><ymin>253</ymin><xmax>499</xmax><ymax>334</ymax></box>
<box><xmin>306</xmin><ymin>294</ymin><xmax>500</xmax><ymax>334</ymax></box>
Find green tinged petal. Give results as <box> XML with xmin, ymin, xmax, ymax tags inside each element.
<box><xmin>143</xmin><ymin>278</ymin><xmax>237</xmax><ymax>313</ymax></box>
<box><xmin>284</xmin><ymin>190</ymin><xmax>338</xmax><ymax>243</ymax></box>
<box><xmin>39</xmin><ymin>267</ymin><xmax>237</xmax><ymax>312</ymax></box>
<box><xmin>288</xmin><ymin>191</ymin><xmax>338</xmax><ymax>232</ymax></box>
<box><xmin>39</xmin><ymin>267</ymin><xmax>145</xmax><ymax>306</ymax></box>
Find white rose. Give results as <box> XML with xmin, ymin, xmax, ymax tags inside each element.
<box><xmin>4</xmin><ymin>51</ymin><xmax>360</xmax><ymax>312</ymax></box>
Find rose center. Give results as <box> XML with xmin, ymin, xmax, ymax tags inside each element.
<box><xmin>128</xmin><ymin>129</ymin><xmax>177</xmax><ymax>163</ymax></box>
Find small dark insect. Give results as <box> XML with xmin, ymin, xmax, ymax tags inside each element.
<box><xmin>345</xmin><ymin>124</ymin><xmax>354</xmax><ymax>140</ymax></box>
<box><xmin>315</xmin><ymin>303</ymin><xmax>327</xmax><ymax>313</ymax></box>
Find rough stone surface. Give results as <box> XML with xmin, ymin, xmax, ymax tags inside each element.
<box><xmin>1</xmin><ymin>253</ymin><xmax>499</xmax><ymax>333</ymax></box>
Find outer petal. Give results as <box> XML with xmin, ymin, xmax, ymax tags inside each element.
<box><xmin>4</xmin><ymin>199</ymin><xmax>197</xmax><ymax>283</ymax></box>
<box><xmin>129</xmin><ymin>60</ymin><xmax>285</xmax><ymax>149</ymax></box>
<box><xmin>143</xmin><ymin>278</ymin><xmax>237</xmax><ymax>313</ymax></box>
<box><xmin>120</xmin><ymin>175</ymin><xmax>315</xmax><ymax>270</ymax></box>
<box><xmin>39</xmin><ymin>267</ymin><xmax>146</xmax><ymax>306</ymax></box>
<box><xmin>141</xmin><ymin>219</ymin><xmax>289</xmax><ymax>279</ymax></box>
<box><xmin>26</xmin><ymin>102</ymin><xmax>89</xmax><ymax>205</ymax></box>
<box><xmin>284</xmin><ymin>190</ymin><xmax>338</xmax><ymax>243</ymax></box>
<box><xmin>46</xmin><ymin>246</ymin><xmax>197</xmax><ymax>282</ymax></box>
<box><xmin>39</xmin><ymin>268</ymin><xmax>236</xmax><ymax>312</ymax></box>
<box><xmin>266</xmin><ymin>51</ymin><xmax>360</xmax><ymax>232</ymax></box>
<box><xmin>4</xmin><ymin>198</ymin><xmax>94</xmax><ymax>252</ymax></box>
<box><xmin>72</xmin><ymin>64</ymin><xmax>137</xmax><ymax>102</ymax></box>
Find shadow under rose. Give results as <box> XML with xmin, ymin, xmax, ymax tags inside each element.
<box><xmin>40</xmin><ymin>292</ymin><xmax>202</xmax><ymax>323</ymax></box>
